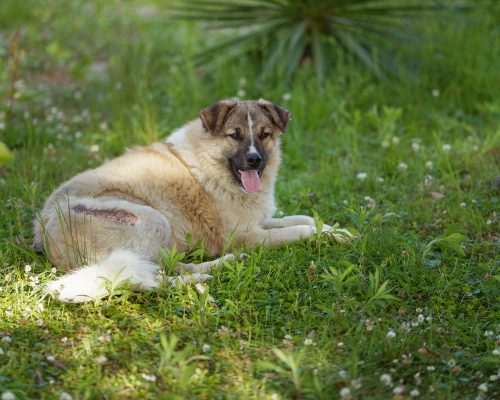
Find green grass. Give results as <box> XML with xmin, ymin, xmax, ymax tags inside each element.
<box><xmin>0</xmin><ymin>1</ymin><xmax>499</xmax><ymax>399</ymax></box>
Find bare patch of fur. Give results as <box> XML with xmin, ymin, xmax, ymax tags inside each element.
<box><xmin>72</xmin><ymin>204</ymin><xmax>137</xmax><ymax>225</ymax></box>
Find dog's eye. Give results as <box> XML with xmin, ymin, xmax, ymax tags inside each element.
<box><xmin>260</xmin><ymin>130</ymin><xmax>271</xmax><ymax>139</ymax></box>
<box><xmin>228</xmin><ymin>131</ymin><xmax>241</xmax><ymax>140</ymax></box>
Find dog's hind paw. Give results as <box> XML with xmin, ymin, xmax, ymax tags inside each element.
<box><xmin>167</xmin><ymin>273</ymin><xmax>213</xmax><ymax>288</ymax></box>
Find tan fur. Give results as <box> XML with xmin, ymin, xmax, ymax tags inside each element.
<box><xmin>34</xmin><ymin>100</ymin><xmax>348</xmax><ymax>278</ymax></box>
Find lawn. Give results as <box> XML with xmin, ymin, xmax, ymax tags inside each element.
<box><xmin>0</xmin><ymin>1</ymin><xmax>499</xmax><ymax>399</ymax></box>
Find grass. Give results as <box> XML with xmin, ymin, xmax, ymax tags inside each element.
<box><xmin>0</xmin><ymin>0</ymin><xmax>499</xmax><ymax>399</ymax></box>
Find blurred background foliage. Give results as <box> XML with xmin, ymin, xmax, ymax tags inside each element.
<box><xmin>0</xmin><ymin>0</ymin><xmax>499</xmax><ymax>151</ymax></box>
<box><xmin>172</xmin><ymin>0</ymin><xmax>472</xmax><ymax>85</ymax></box>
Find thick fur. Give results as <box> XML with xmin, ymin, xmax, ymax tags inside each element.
<box><xmin>34</xmin><ymin>100</ymin><xmax>351</xmax><ymax>302</ymax></box>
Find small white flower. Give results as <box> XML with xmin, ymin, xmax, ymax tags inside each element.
<box><xmin>237</xmin><ymin>89</ymin><xmax>246</xmax><ymax>98</ymax></box>
<box><xmin>447</xmin><ymin>359</ymin><xmax>456</xmax><ymax>368</ymax></box>
<box><xmin>411</xmin><ymin>142</ymin><xmax>420</xmax><ymax>152</ymax></box>
<box><xmin>432</xmin><ymin>89</ymin><xmax>440</xmax><ymax>97</ymax></box>
<box><xmin>442</xmin><ymin>144</ymin><xmax>451</xmax><ymax>153</ymax></box>
<box><xmin>486</xmin><ymin>220</ymin><xmax>492</xmax><ymax>225</ymax></box>
<box><xmin>202</xmin><ymin>344</ymin><xmax>211</xmax><ymax>352</ymax></box>
<box><xmin>98</xmin><ymin>333</ymin><xmax>111</xmax><ymax>343</ymax></box>
<box><xmin>338</xmin><ymin>370</ymin><xmax>348</xmax><ymax>379</ymax></box>
<box><xmin>271</xmin><ymin>394</ymin><xmax>280</xmax><ymax>400</ymax></box>
<box><xmin>24</xmin><ymin>265</ymin><xmax>32</xmax><ymax>273</ymax></box>
<box><xmin>304</xmin><ymin>338</ymin><xmax>314</xmax><ymax>346</ymax></box>
<box><xmin>1</xmin><ymin>391</ymin><xmax>16</xmax><ymax>400</ymax></box>
<box><xmin>339</xmin><ymin>387</ymin><xmax>351</xmax><ymax>398</ymax></box>
<box><xmin>1</xmin><ymin>336</ymin><xmax>12</xmax><ymax>344</ymax></box>
<box><xmin>89</xmin><ymin>144</ymin><xmax>100</xmax><ymax>153</ymax></box>
<box><xmin>484</xmin><ymin>331</ymin><xmax>494</xmax><ymax>337</ymax></box>
<box><xmin>282</xmin><ymin>93</ymin><xmax>291</xmax><ymax>101</ymax></box>
<box><xmin>381</xmin><ymin>140</ymin><xmax>390</xmax><ymax>149</ymax></box>
<box><xmin>376</xmin><ymin>177</ymin><xmax>384</xmax><ymax>183</ymax></box>
<box><xmin>59</xmin><ymin>392</ymin><xmax>73</xmax><ymax>400</ymax></box>
<box><xmin>284</xmin><ymin>334</ymin><xmax>292</xmax><ymax>341</ymax></box>
<box><xmin>400</xmin><ymin>322</ymin><xmax>411</xmax><ymax>333</ymax></box>
<box><xmin>393</xmin><ymin>385</ymin><xmax>405</xmax><ymax>394</ymax></box>
<box><xmin>386</xmin><ymin>330</ymin><xmax>396</xmax><ymax>340</ymax></box>
<box><xmin>99</xmin><ymin>122</ymin><xmax>108</xmax><ymax>131</ymax></box>
<box><xmin>351</xmin><ymin>378</ymin><xmax>362</xmax><ymax>390</ymax></box>
<box><xmin>356</xmin><ymin>172</ymin><xmax>367</xmax><ymax>180</ymax></box>
<box><xmin>337</xmin><ymin>341</ymin><xmax>344</xmax><ymax>347</ymax></box>
<box><xmin>459</xmin><ymin>202</ymin><xmax>466</xmax><ymax>208</ymax></box>
<box><xmin>417</xmin><ymin>314</ymin><xmax>425</xmax><ymax>323</ymax></box>
<box><xmin>141</xmin><ymin>373</ymin><xmax>157</xmax><ymax>382</ymax></box>
<box><xmin>0</xmin><ymin>348</ymin><xmax>3</xmax><ymax>355</ymax></box>
<box><xmin>36</xmin><ymin>319</ymin><xmax>44</xmax><ymax>327</ymax></box>
<box><xmin>380</xmin><ymin>373</ymin><xmax>392</xmax><ymax>386</ymax></box>
<box><xmin>218</xmin><ymin>325</ymin><xmax>229</xmax><ymax>335</ymax></box>
<box><xmin>410</xmin><ymin>389</ymin><xmax>420</xmax><ymax>397</ymax></box>
<box><xmin>492</xmin><ymin>348</ymin><xmax>500</xmax><ymax>356</ymax></box>
<box><xmin>94</xmin><ymin>355</ymin><xmax>108</xmax><ymax>365</ymax></box>
<box><xmin>478</xmin><ymin>383</ymin><xmax>488</xmax><ymax>392</ymax></box>
<box><xmin>392</xmin><ymin>136</ymin><xmax>400</xmax><ymax>145</ymax></box>
<box><xmin>490</xmin><ymin>375</ymin><xmax>498</xmax><ymax>381</ymax></box>
<box><xmin>46</xmin><ymin>355</ymin><xmax>55</xmax><ymax>362</ymax></box>
<box><xmin>51</xmin><ymin>267</ymin><xmax>57</xmax><ymax>274</ymax></box>
<box><xmin>427</xmin><ymin>366</ymin><xmax>435</xmax><ymax>371</ymax></box>
<box><xmin>398</xmin><ymin>162</ymin><xmax>408</xmax><ymax>171</ymax></box>
<box><xmin>0</xmin><ymin>122</ymin><xmax>5</xmax><ymax>131</ymax></box>
<box><xmin>37</xmin><ymin>303</ymin><xmax>45</xmax><ymax>313</ymax></box>
<box><xmin>425</xmin><ymin>161</ymin><xmax>433</xmax><ymax>171</ymax></box>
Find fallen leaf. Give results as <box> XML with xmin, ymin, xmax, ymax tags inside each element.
<box><xmin>429</xmin><ymin>192</ymin><xmax>445</xmax><ymax>200</ymax></box>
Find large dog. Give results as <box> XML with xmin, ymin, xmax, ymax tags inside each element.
<box><xmin>34</xmin><ymin>99</ymin><xmax>352</xmax><ymax>302</ymax></box>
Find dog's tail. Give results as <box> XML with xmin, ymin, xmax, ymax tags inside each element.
<box><xmin>46</xmin><ymin>249</ymin><xmax>213</xmax><ymax>303</ymax></box>
<box><xmin>46</xmin><ymin>249</ymin><xmax>160</xmax><ymax>303</ymax></box>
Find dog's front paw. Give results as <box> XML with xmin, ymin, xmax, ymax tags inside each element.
<box><xmin>322</xmin><ymin>225</ymin><xmax>357</xmax><ymax>243</ymax></box>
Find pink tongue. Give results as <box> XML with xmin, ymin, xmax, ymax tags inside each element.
<box><xmin>239</xmin><ymin>170</ymin><xmax>261</xmax><ymax>193</ymax></box>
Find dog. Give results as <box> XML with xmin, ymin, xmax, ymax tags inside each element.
<box><xmin>33</xmin><ymin>99</ymin><xmax>353</xmax><ymax>302</ymax></box>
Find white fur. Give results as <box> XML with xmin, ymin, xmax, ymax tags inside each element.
<box><xmin>167</xmin><ymin>125</ymin><xmax>187</xmax><ymax>143</ymax></box>
<box><xmin>47</xmin><ymin>249</ymin><xmax>160</xmax><ymax>302</ymax></box>
<box><xmin>247</xmin><ymin>111</ymin><xmax>258</xmax><ymax>155</ymax></box>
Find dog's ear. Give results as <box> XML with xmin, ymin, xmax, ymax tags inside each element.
<box><xmin>199</xmin><ymin>100</ymin><xmax>237</xmax><ymax>134</ymax></box>
<box><xmin>257</xmin><ymin>99</ymin><xmax>291</xmax><ymax>133</ymax></box>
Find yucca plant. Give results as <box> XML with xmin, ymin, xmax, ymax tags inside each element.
<box><xmin>171</xmin><ymin>0</ymin><xmax>467</xmax><ymax>86</ymax></box>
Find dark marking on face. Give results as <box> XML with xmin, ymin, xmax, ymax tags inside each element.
<box><xmin>72</xmin><ymin>204</ymin><xmax>137</xmax><ymax>225</ymax></box>
<box><xmin>199</xmin><ymin>100</ymin><xmax>237</xmax><ymax>134</ymax></box>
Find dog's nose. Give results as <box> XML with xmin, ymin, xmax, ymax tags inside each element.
<box><xmin>246</xmin><ymin>152</ymin><xmax>262</xmax><ymax>169</ymax></box>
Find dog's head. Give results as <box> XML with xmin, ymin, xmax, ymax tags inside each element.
<box><xmin>199</xmin><ymin>99</ymin><xmax>290</xmax><ymax>193</ymax></box>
